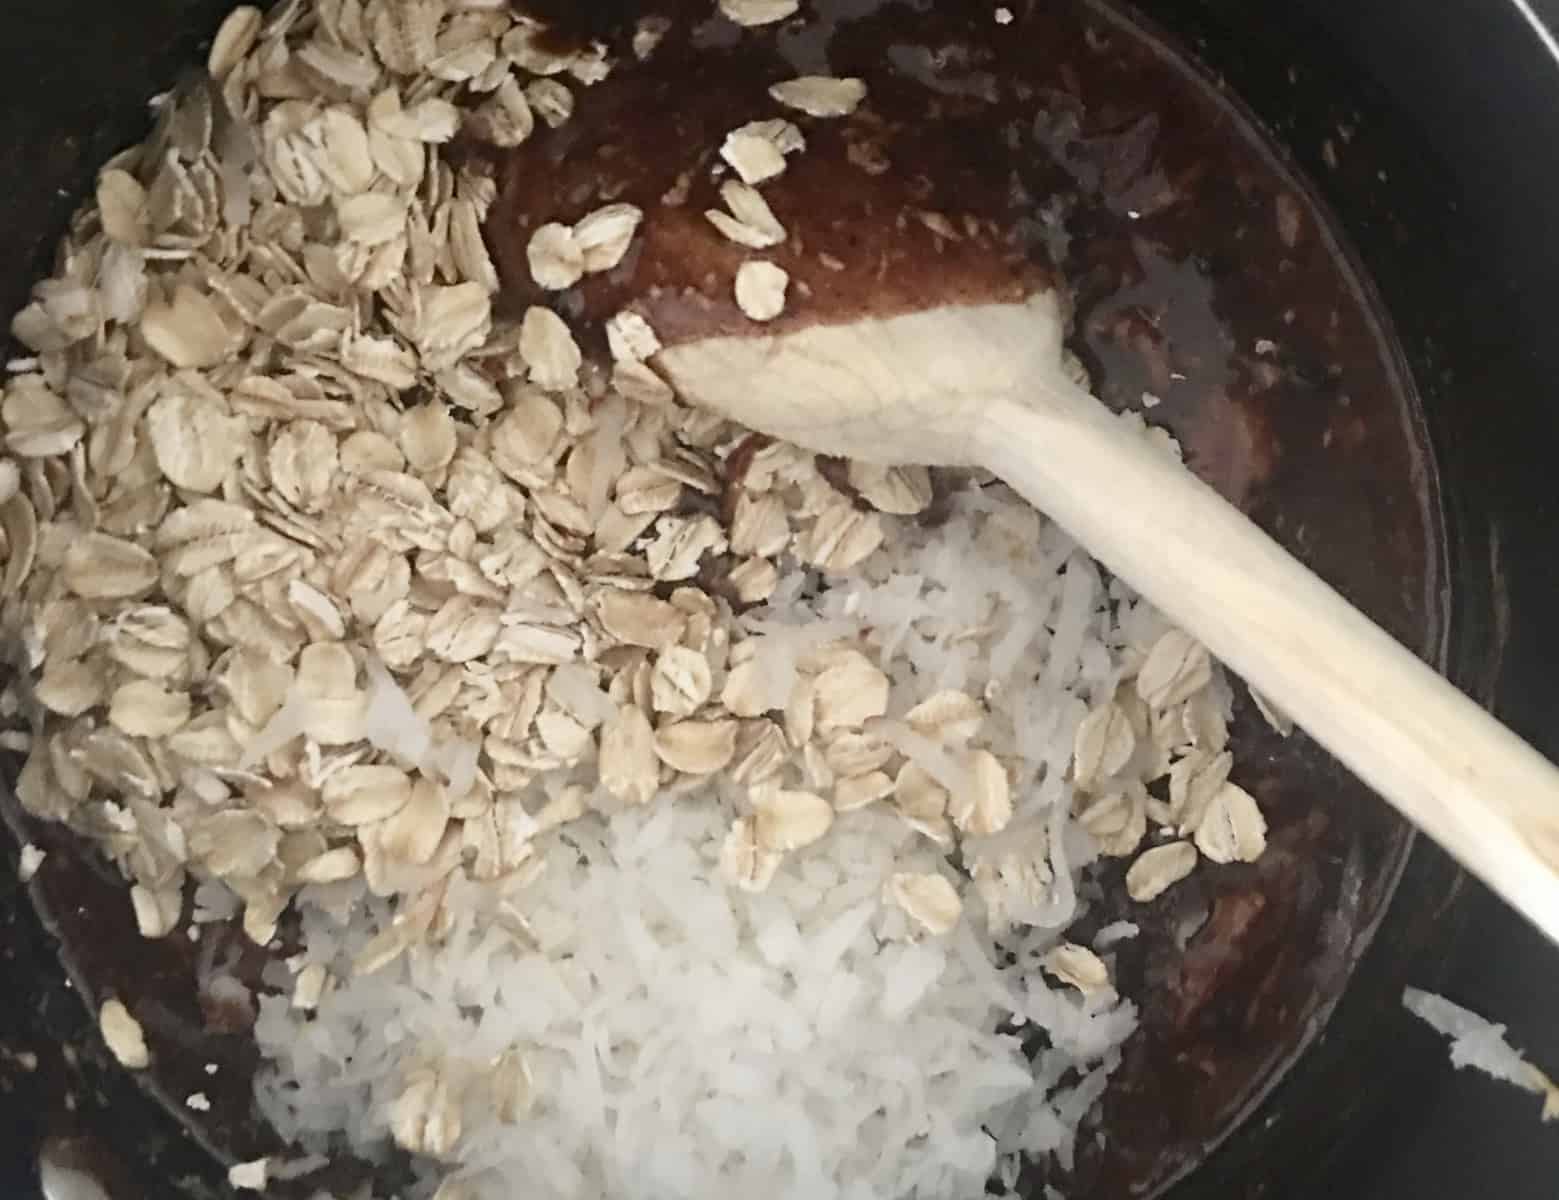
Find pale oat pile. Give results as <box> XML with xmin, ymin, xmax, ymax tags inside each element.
<box><xmin>0</xmin><ymin>2</ymin><xmax>1274</xmax><ymax>1196</ymax></box>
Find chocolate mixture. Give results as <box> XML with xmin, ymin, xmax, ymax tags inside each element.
<box><xmin>487</xmin><ymin>0</ymin><xmax>1443</xmax><ymax>1185</ymax></box>
<box><xmin>0</xmin><ymin>1</ymin><xmax>1442</xmax><ymax>1197</ymax></box>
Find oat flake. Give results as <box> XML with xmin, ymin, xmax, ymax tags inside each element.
<box><xmin>735</xmin><ymin>261</ymin><xmax>789</xmax><ymax>321</ymax></box>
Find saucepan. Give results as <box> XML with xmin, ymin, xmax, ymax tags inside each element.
<box><xmin>1</xmin><ymin>0</ymin><xmax>1557</xmax><ymax>1197</ymax></box>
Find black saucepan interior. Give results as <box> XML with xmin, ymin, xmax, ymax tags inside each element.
<box><xmin>1</xmin><ymin>0</ymin><xmax>1557</xmax><ymax>1197</ymax></box>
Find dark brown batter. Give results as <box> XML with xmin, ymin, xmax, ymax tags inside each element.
<box><xmin>2</xmin><ymin>1</ymin><xmax>1443</xmax><ymax>1197</ymax></box>
<box><xmin>486</xmin><ymin>0</ymin><xmax>1444</xmax><ymax>1194</ymax></box>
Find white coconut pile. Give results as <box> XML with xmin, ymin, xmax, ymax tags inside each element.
<box><xmin>252</xmin><ymin>482</ymin><xmax>1204</xmax><ymax>1200</ymax></box>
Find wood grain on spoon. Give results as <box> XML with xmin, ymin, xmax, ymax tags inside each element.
<box><xmin>483</xmin><ymin>6</ymin><xmax>1559</xmax><ymax>948</ymax></box>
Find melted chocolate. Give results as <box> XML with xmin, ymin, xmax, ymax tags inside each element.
<box><xmin>486</xmin><ymin>9</ymin><xmax>1060</xmax><ymax>349</ymax></box>
<box><xmin>486</xmin><ymin>1</ymin><xmax>1442</xmax><ymax>1195</ymax></box>
<box><xmin>3</xmin><ymin>1</ymin><xmax>1443</xmax><ymax>1197</ymax></box>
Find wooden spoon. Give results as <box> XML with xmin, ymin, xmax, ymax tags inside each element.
<box><xmin>483</xmin><ymin>4</ymin><xmax>1559</xmax><ymax>945</ymax></box>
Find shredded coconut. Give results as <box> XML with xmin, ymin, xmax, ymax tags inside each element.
<box><xmin>1403</xmin><ymin>987</ymin><xmax>1559</xmax><ymax>1120</ymax></box>
<box><xmin>251</xmin><ymin>484</ymin><xmax>1237</xmax><ymax>1199</ymax></box>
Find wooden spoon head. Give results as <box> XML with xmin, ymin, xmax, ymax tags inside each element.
<box><xmin>482</xmin><ymin>0</ymin><xmax>1066</xmax><ymax>461</ymax></box>
<box><xmin>654</xmin><ymin>293</ymin><xmax>1066</xmax><ymax>465</ymax></box>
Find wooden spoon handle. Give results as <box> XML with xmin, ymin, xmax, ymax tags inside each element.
<box><xmin>975</xmin><ymin>380</ymin><xmax>1559</xmax><ymax>943</ymax></box>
